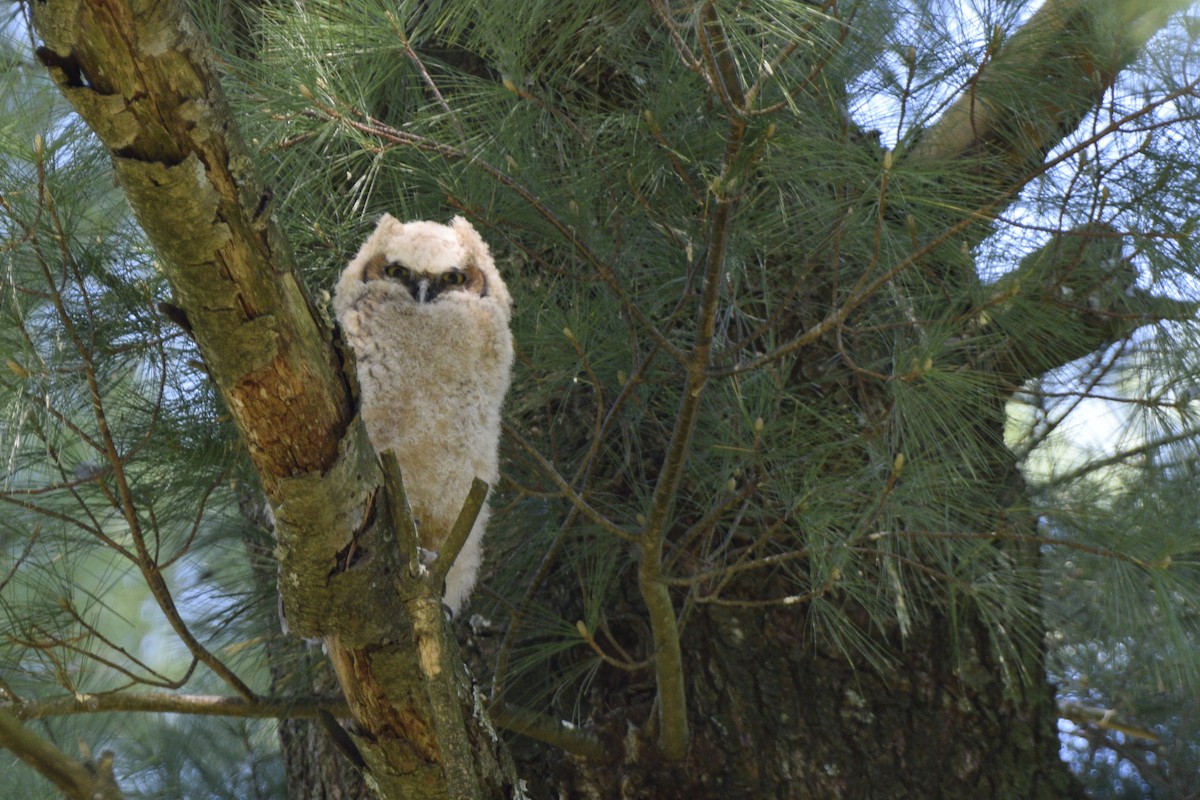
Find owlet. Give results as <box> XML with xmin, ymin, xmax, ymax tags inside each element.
<box><xmin>333</xmin><ymin>214</ymin><xmax>514</xmax><ymax>616</ymax></box>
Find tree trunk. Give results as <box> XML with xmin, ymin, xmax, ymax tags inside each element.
<box><xmin>242</xmin><ymin>496</ymin><xmax>371</xmax><ymax>800</ymax></box>
<box><xmin>522</xmin><ymin>374</ymin><xmax>1080</xmax><ymax>799</ymax></box>
<box><xmin>499</xmin><ymin>6</ymin><xmax>1192</xmax><ymax>792</ymax></box>
<box><xmin>273</xmin><ymin>654</ymin><xmax>372</xmax><ymax>800</ymax></box>
<box><xmin>524</xmin><ymin>599</ymin><xmax>1080</xmax><ymax>799</ymax></box>
<box><xmin>29</xmin><ymin>2</ymin><xmax>517</xmax><ymax>796</ymax></box>
<box><xmin>682</xmin><ymin>605</ymin><xmax>1077</xmax><ymax>799</ymax></box>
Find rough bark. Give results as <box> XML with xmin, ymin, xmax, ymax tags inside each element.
<box><xmin>244</xmin><ymin>497</ymin><xmax>373</xmax><ymax>800</ymax></box>
<box><xmin>553</xmin><ymin>606</ymin><xmax>1081</xmax><ymax>800</ymax></box>
<box><xmin>517</xmin><ymin>2</ymin><xmax>1191</xmax><ymax>797</ymax></box>
<box><xmin>272</xmin><ymin>647</ymin><xmax>372</xmax><ymax>800</ymax></box>
<box><xmin>28</xmin><ymin>1</ymin><xmax>516</xmax><ymax>797</ymax></box>
<box><xmin>682</xmin><ymin>604</ymin><xmax>1077</xmax><ymax>800</ymax></box>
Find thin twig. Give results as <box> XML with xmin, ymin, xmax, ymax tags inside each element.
<box><xmin>487</xmin><ymin>701</ymin><xmax>610</xmax><ymax>761</ymax></box>
<box><xmin>386</xmin><ymin>11</ymin><xmax>465</xmax><ymax>141</ymax></box>
<box><xmin>504</xmin><ymin>422</ymin><xmax>636</xmax><ymax>542</ymax></box>
<box><xmin>34</xmin><ymin>178</ymin><xmax>256</xmax><ymax>702</ymax></box>
<box><xmin>433</xmin><ymin>477</ymin><xmax>489</xmax><ymax>586</ymax></box>
<box><xmin>56</xmin><ymin>599</ymin><xmax>201</xmax><ymax>689</ymax></box>
<box><xmin>1058</xmin><ymin>701</ymin><xmax>1161</xmax><ymax>743</ymax></box>
<box><xmin>161</xmin><ymin>478</ymin><xmax>223</xmax><ymax>568</ymax></box>
<box><xmin>865</xmin><ymin>529</ymin><xmax>1154</xmax><ymax>571</ymax></box>
<box><xmin>380</xmin><ymin>451</ymin><xmax>421</xmax><ymax>571</ymax></box>
<box><xmin>574</xmin><ymin>620</ymin><xmax>653</xmax><ymax>672</ymax></box>
<box><xmin>0</xmin><ymin>524</ymin><xmax>40</xmax><ymax>593</ymax></box>
<box><xmin>1041</xmin><ymin>424</ymin><xmax>1200</xmax><ymax>490</ymax></box>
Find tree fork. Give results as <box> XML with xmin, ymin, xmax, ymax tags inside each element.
<box><xmin>0</xmin><ymin>709</ymin><xmax>124</xmax><ymax>800</ymax></box>
<box><xmin>29</xmin><ymin>1</ymin><xmax>517</xmax><ymax>797</ymax></box>
<box><xmin>907</xmin><ymin>0</ymin><xmax>1194</xmax><ymax>204</ymax></box>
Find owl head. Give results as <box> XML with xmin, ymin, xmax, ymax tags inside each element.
<box><xmin>338</xmin><ymin>214</ymin><xmax>511</xmax><ymax>313</ymax></box>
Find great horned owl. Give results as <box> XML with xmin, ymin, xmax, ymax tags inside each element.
<box><xmin>332</xmin><ymin>214</ymin><xmax>513</xmax><ymax>616</ymax></box>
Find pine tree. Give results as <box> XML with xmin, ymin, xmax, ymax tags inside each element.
<box><xmin>4</xmin><ymin>0</ymin><xmax>1200</xmax><ymax>798</ymax></box>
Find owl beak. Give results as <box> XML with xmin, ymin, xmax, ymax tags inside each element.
<box><xmin>416</xmin><ymin>278</ymin><xmax>431</xmax><ymax>304</ymax></box>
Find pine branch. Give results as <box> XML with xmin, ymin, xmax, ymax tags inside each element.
<box><xmin>11</xmin><ymin>692</ymin><xmax>349</xmax><ymax>721</ymax></box>
<box><xmin>504</xmin><ymin>422</ymin><xmax>636</xmax><ymax>542</ymax></box>
<box><xmin>633</xmin><ymin>6</ymin><xmax>753</xmax><ymax>762</ymax></box>
<box><xmin>0</xmin><ymin>708</ymin><xmax>124</xmax><ymax>800</ymax></box>
<box><xmin>1058</xmin><ymin>701</ymin><xmax>1161</xmax><ymax>743</ymax></box>
<box><xmin>20</xmin><ymin>147</ymin><xmax>256</xmax><ymax>701</ymax></box>
<box><xmin>303</xmin><ymin>99</ymin><xmax>689</xmax><ymax>366</ymax></box>
<box><xmin>1040</xmin><ymin>424</ymin><xmax>1200</xmax><ymax>489</ymax></box>
<box><xmin>978</xmin><ymin>225</ymin><xmax>1198</xmax><ymax>384</ymax></box>
<box><xmin>907</xmin><ymin>0</ymin><xmax>1191</xmax><ymax>198</ymax></box>
<box><xmin>29</xmin><ymin>1</ymin><xmax>517</xmax><ymax>796</ymax></box>
<box><xmin>487</xmin><ymin>703</ymin><xmax>609</xmax><ymax>762</ymax></box>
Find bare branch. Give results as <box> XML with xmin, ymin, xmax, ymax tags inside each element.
<box><xmin>1040</xmin><ymin>424</ymin><xmax>1200</xmax><ymax>489</ymax></box>
<box><xmin>504</xmin><ymin>422</ymin><xmax>636</xmax><ymax>542</ymax></box>
<box><xmin>379</xmin><ymin>451</ymin><xmax>421</xmax><ymax>572</ymax></box>
<box><xmin>0</xmin><ymin>708</ymin><xmax>124</xmax><ymax>800</ymax></box>
<box><xmin>633</xmin><ymin>7</ymin><xmax>760</xmax><ymax>760</ymax></box>
<box><xmin>487</xmin><ymin>703</ymin><xmax>610</xmax><ymax>762</ymax></box>
<box><xmin>907</xmin><ymin>0</ymin><xmax>1193</xmax><ymax>195</ymax></box>
<box><xmin>12</xmin><ymin>692</ymin><xmax>349</xmax><ymax>721</ymax></box>
<box><xmin>1058</xmin><ymin>701</ymin><xmax>1161</xmax><ymax>743</ymax></box>
<box><xmin>433</xmin><ymin>478</ymin><xmax>489</xmax><ymax>587</ymax></box>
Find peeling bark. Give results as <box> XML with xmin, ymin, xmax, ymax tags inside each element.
<box><xmin>34</xmin><ymin>1</ymin><xmax>349</xmax><ymax>487</ymax></box>
<box><xmin>29</xmin><ymin>1</ymin><xmax>516</xmax><ymax>797</ymax></box>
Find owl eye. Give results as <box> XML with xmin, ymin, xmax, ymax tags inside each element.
<box><xmin>384</xmin><ymin>263</ymin><xmax>410</xmax><ymax>280</ymax></box>
<box><xmin>442</xmin><ymin>269</ymin><xmax>467</xmax><ymax>286</ymax></box>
